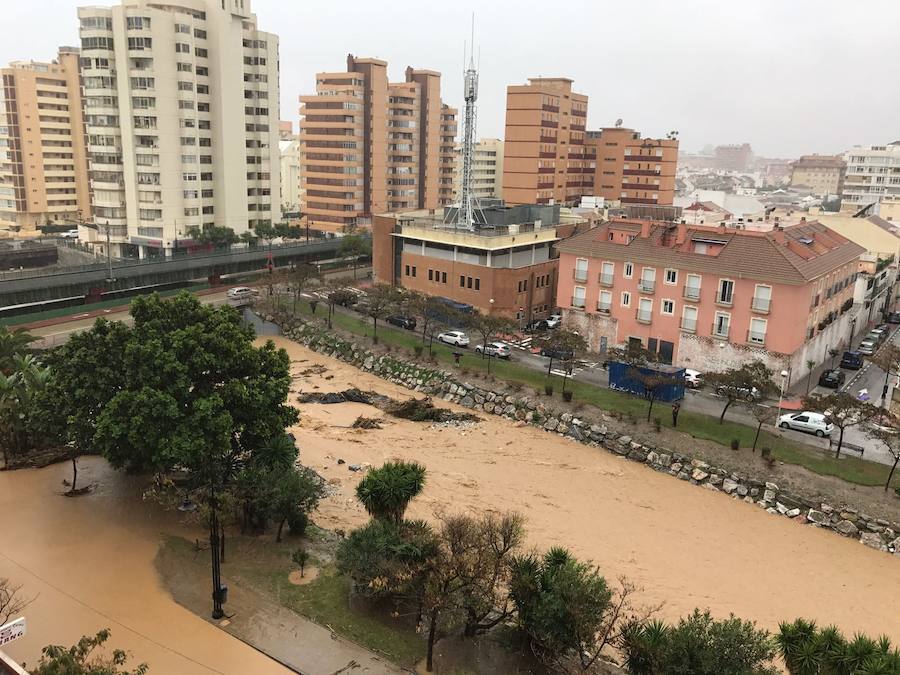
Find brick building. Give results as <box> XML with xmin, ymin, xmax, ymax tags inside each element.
<box><xmin>586</xmin><ymin>126</ymin><xmax>678</xmax><ymax>206</ymax></box>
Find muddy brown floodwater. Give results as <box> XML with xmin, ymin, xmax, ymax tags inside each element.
<box><xmin>279</xmin><ymin>336</ymin><xmax>900</xmax><ymax>642</ymax></box>
<box><xmin>0</xmin><ymin>459</ymin><xmax>289</xmax><ymax>675</ymax></box>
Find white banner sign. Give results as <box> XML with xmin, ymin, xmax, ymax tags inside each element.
<box><xmin>0</xmin><ymin>618</ymin><xmax>26</xmax><ymax>646</ymax></box>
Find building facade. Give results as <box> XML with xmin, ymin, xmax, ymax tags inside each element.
<box><xmin>501</xmin><ymin>77</ymin><xmax>592</xmax><ymax>206</ymax></box>
<box><xmin>714</xmin><ymin>143</ymin><xmax>752</xmax><ymax>171</ymax></box>
<box><xmin>586</xmin><ymin>126</ymin><xmax>677</xmax><ymax>206</ymax></box>
<box><xmin>556</xmin><ymin>218</ymin><xmax>864</xmax><ymax>382</ymax></box>
<box><xmin>279</xmin><ymin>132</ymin><xmax>300</xmax><ymax>212</ymax></box>
<box><xmin>299</xmin><ymin>55</ymin><xmax>457</xmax><ymax>235</ymax></box>
<box><xmin>373</xmin><ymin>204</ymin><xmax>588</xmax><ymax>320</ymax></box>
<box><xmin>841</xmin><ymin>142</ymin><xmax>900</xmax><ymax>214</ymax></box>
<box><xmin>455</xmin><ymin>137</ymin><xmax>503</xmax><ymax>201</ymax></box>
<box><xmin>0</xmin><ymin>48</ymin><xmax>91</xmax><ymax>236</ymax></box>
<box><xmin>789</xmin><ymin>154</ymin><xmax>845</xmax><ymax>196</ymax></box>
<box><xmin>76</xmin><ymin>0</ymin><xmax>281</xmax><ymax>258</ymax></box>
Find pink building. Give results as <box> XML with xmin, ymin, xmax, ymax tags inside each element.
<box><xmin>556</xmin><ymin>218</ymin><xmax>865</xmax><ymax>380</ymax></box>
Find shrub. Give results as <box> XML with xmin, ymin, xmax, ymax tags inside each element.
<box><xmin>413</xmin><ymin>345</ymin><xmax>423</xmax><ymax>357</ymax></box>
<box><xmin>760</xmin><ymin>446</ymin><xmax>772</xmax><ymax>459</ymax></box>
<box><xmin>562</xmin><ymin>391</ymin><xmax>573</xmax><ymax>402</ymax></box>
<box><xmin>731</xmin><ymin>438</ymin><xmax>740</xmax><ymax>451</ymax></box>
<box><xmin>776</xmin><ymin>619</ymin><xmax>900</xmax><ymax>674</ymax></box>
<box><xmin>355</xmin><ymin>460</ymin><xmax>427</xmax><ymax>523</ymax></box>
<box><xmin>287</xmin><ymin>510</ymin><xmax>309</xmax><ymax>537</ymax></box>
<box><xmin>544</xmin><ymin>384</ymin><xmax>554</xmax><ymax>396</ymax></box>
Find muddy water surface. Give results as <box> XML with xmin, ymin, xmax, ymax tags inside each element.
<box><xmin>0</xmin><ymin>458</ymin><xmax>288</xmax><ymax>674</ymax></box>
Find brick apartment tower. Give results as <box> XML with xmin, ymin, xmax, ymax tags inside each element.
<box><xmin>586</xmin><ymin>126</ymin><xmax>678</xmax><ymax>206</ymax></box>
<box><xmin>0</xmin><ymin>48</ymin><xmax>91</xmax><ymax>235</ymax></box>
<box><xmin>299</xmin><ymin>55</ymin><xmax>457</xmax><ymax>233</ymax></box>
<box><xmin>502</xmin><ymin>77</ymin><xmax>591</xmax><ymax>206</ymax></box>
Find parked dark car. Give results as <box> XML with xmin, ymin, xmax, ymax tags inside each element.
<box><xmin>839</xmin><ymin>351</ymin><xmax>864</xmax><ymax>370</ymax></box>
<box><xmin>887</xmin><ymin>312</ymin><xmax>900</xmax><ymax>324</ymax></box>
<box><xmin>387</xmin><ymin>315</ymin><xmax>417</xmax><ymax>330</ymax></box>
<box><xmin>539</xmin><ymin>345</ymin><xmax>573</xmax><ymax>360</ymax></box>
<box><xmin>525</xmin><ymin>318</ymin><xmax>550</xmax><ymax>332</ymax></box>
<box><xmin>818</xmin><ymin>369</ymin><xmax>846</xmax><ymax>389</ymax></box>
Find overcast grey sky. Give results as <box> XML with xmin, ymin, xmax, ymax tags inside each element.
<box><xmin>5</xmin><ymin>0</ymin><xmax>898</xmax><ymax>158</ymax></box>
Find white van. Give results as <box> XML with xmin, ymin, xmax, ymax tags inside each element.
<box><xmin>777</xmin><ymin>411</ymin><xmax>833</xmax><ymax>437</ymax></box>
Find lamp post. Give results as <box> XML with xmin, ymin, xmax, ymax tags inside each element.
<box><xmin>776</xmin><ymin>369</ymin><xmax>789</xmax><ymax>423</ymax></box>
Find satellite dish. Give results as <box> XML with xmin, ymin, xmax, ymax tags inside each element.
<box><xmin>615</xmin><ymin>118</ymin><xmax>623</xmax><ymax>128</ymax></box>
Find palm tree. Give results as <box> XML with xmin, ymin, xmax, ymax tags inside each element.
<box><xmin>0</xmin><ymin>354</ymin><xmax>50</xmax><ymax>467</ymax></box>
<box><xmin>355</xmin><ymin>460</ymin><xmax>426</xmax><ymax>523</ymax></box>
<box><xmin>0</xmin><ymin>326</ymin><xmax>36</xmax><ymax>375</ymax></box>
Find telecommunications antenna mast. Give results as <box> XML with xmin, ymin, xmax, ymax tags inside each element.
<box><xmin>454</xmin><ymin>15</ymin><xmax>483</xmax><ymax>230</ymax></box>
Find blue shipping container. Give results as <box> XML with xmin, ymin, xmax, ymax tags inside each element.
<box><xmin>607</xmin><ymin>361</ymin><xmax>685</xmax><ymax>402</ymax></box>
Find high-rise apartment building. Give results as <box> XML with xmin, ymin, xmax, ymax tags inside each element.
<box><xmin>76</xmin><ymin>0</ymin><xmax>280</xmax><ymax>258</ymax></box>
<box><xmin>501</xmin><ymin>77</ymin><xmax>592</xmax><ymax>206</ymax></box>
<box><xmin>299</xmin><ymin>55</ymin><xmax>457</xmax><ymax>234</ymax></box>
<box><xmin>0</xmin><ymin>48</ymin><xmax>91</xmax><ymax>236</ymax></box>
<box><xmin>841</xmin><ymin>142</ymin><xmax>900</xmax><ymax>214</ymax></box>
<box><xmin>714</xmin><ymin>143</ymin><xmax>753</xmax><ymax>171</ymax></box>
<box><xmin>789</xmin><ymin>154</ymin><xmax>846</xmax><ymax>196</ymax></box>
<box><xmin>279</xmin><ymin>121</ymin><xmax>300</xmax><ymax>212</ymax></box>
<box><xmin>455</xmin><ymin>138</ymin><xmax>504</xmax><ymax>200</ymax></box>
<box><xmin>586</xmin><ymin>126</ymin><xmax>678</xmax><ymax>206</ymax></box>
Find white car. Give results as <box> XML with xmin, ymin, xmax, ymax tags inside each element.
<box><xmin>715</xmin><ymin>384</ymin><xmax>761</xmax><ymax>401</ymax></box>
<box><xmin>546</xmin><ymin>314</ymin><xmax>562</xmax><ymax>329</ymax></box>
<box><xmin>438</xmin><ymin>330</ymin><xmax>470</xmax><ymax>347</ymax></box>
<box><xmin>59</xmin><ymin>229</ymin><xmax>79</xmax><ymax>239</ymax></box>
<box><xmin>684</xmin><ymin>368</ymin><xmax>703</xmax><ymax>388</ymax></box>
<box><xmin>857</xmin><ymin>340</ymin><xmax>876</xmax><ymax>356</ymax></box>
<box><xmin>474</xmin><ymin>342</ymin><xmax>511</xmax><ymax>359</ymax></box>
<box><xmin>778</xmin><ymin>411</ymin><xmax>833</xmax><ymax>437</ymax></box>
<box><xmin>227</xmin><ymin>286</ymin><xmax>257</xmax><ymax>300</ymax></box>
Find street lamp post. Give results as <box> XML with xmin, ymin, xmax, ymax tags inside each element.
<box><xmin>776</xmin><ymin>369</ymin><xmax>789</xmax><ymax>422</ymax></box>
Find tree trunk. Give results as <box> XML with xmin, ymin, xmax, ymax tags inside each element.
<box><xmin>835</xmin><ymin>427</ymin><xmax>845</xmax><ymax>459</ymax></box>
<box><xmin>70</xmin><ymin>453</ymin><xmax>78</xmax><ymax>493</ymax></box>
<box><xmin>372</xmin><ymin>317</ymin><xmax>378</xmax><ymax>342</ymax></box>
<box><xmin>886</xmin><ymin>456</ymin><xmax>899</xmax><ymax>492</ymax></box>
<box><xmin>752</xmin><ymin>421</ymin><xmax>762</xmax><ymax>452</ymax></box>
<box><xmin>806</xmin><ymin>372</ymin><xmax>813</xmax><ymax>394</ymax></box>
<box><xmin>719</xmin><ymin>400</ymin><xmax>732</xmax><ymax>424</ymax></box>
<box><xmin>426</xmin><ymin>608</ymin><xmax>439</xmax><ymax>672</ymax></box>
<box><xmin>219</xmin><ymin>522</ymin><xmax>226</xmax><ymax>562</ymax></box>
<box><xmin>547</xmin><ymin>356</ymin><xmax>554</xmax><ymax>378</ymax></box>
<box><xmin>276</xmin><ymin>517</ymin><xmax>286</xmax><ymax>543</ymax></box>
<box><xmin>646</xmin><ymin>394</ymin><xmax>654</xmax><ymax>421</ymax></box>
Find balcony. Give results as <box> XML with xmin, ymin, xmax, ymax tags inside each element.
<box><xmin>571</xmin><ymin>296</ymin><xmax>586</xmax><ymax>309</ymax></box>
<box><xmin>751</xmin><ymin>297</ymin><xmax>770</xmax><ymax>314</ymax></box>
<box><xmin>539</xmin><ymin>151</ymin><xmax>556</xmax><ymax>158</ymax></box>
<box><xmin>539</xmin><ymin>135</ymin><xmax>557</xmax><ymax>143</ymax></box>
<box><xmin>542</xmin><ymin>104</ymin><xmax>560</xmax><ymax>113</ymax></box>
<box><xmin>680</xmin><ymin>318</ymin><xmax>697</xmax><ymax>333</ymax></box>
<box><xmin>636</xmin><ymin>310</ymin><xmax>652</xmax><ymax>324</ymax></box>
<box><xmin>620</xmin><ymin>197</ymin><xmax>658</xmax><ymax>204</ymax></box>
<box><xmin>537</xmin><ymin>181</ymin><xmax>554</xmax><ymax>189</ymax></box>
<box><xmin>597</xmin><ymin>301</ymin><xmax>611</xmax><ymax>313</ymax></box>
<box><xmin>683</xmin><ymin>285</ymin><xmax>700</xmax><ymax>300</ymax></box>
<box><xmin>624</xmin><ymin>155</ymin><xmax>660</xmax><ymax>162</ymax></box>
<box><xmin>715</xmin><ymin>294</ymin><xmax>734</xmax><ymax>307</ymax></box>
<box><xmin>573</xmin><ymin>269</ymin><xmax>588</xmax><ymax>282</ymax></box>
<box><xmin>541</xmin><ymin>120</ymin><xmax>558</xmax><ymax>128</ymax></box>
<box><xmin>711</xmin><ymin>323</ymin><xmax>730</xmax><ymax>339</ymax></box>
<box><xmin>623</xmin><ymin>169</ymin><xmax>661</xmax><ymax>176</ymax></box>
<box><xmin>538</xmin><ymin>167</ymin><xmax>555</xmax><ymax>174</ymax></box>
<box><xmin>747</xmin><ymin>330</ymin><xmax>766</xmax><ymax>346</ymax></box>
<box><xmin>638</xmin><ymin>279</ymin><xmax>655</xmax><ymax>294</ymax></box>
<box><xmin>598</xmin><ymin>273</ymin><xmax>614</xmax><ymax>287</ymax></box>
<box><xmin>621</xmin><ymin>183</ymin><xmax>658</xmax><ymax>191</ymax></box>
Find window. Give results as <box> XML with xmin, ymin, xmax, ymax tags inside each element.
<box><xmin>175</xmin><ymin>23</ymin><xmax>191</xmax><ymax>34</ymax></box>
<box><xmin>474</xmin><ymin>278</ymin><xmax>480</xmax><ymax>290</ymax></box>
<box><xmin>175</xmin><ymin>43</ymin><xmax>190</xmax><ymax>54</ymax></box>
<box><xmin>661</xmin><ymin>299</ymin><xmax>674</xmax><ymax>315</ymax></box>
<box><xmin>637</xmin><ymin>298</ymin><xmax>652</xmax><ymax>323</ymax></box>
<box><xmin>624</xmin><ymin>262</ymin><xmax>633</xmax><ymax>279</ymax></box>
<box><xmin>684</xmin><ymin>273</ymin><xmax>701</xmax><ymax>299</ymax></box>
<box><xmin>411</xmin><ymin>266</ymin><xmax>416</xmax><ymax>277</ymax></box>
<box><xmin>195</xmin><ymin>48</ymin><xmax>208</xmax><ymax>58</ymax></box>
<box><xmin>178</xmin><ymin>100</ymin><xmax>195</xmax><ymax>110</ymax></box>
<box><xmin>467</xmin><ymin>277</ymin><xmax>472</xmax><ymax>289</ymax></box>
<box><xmin>429</xmin><ymin>269</ymin><xmax>434</xmax><ymax>281</ymax></box>
<box><xmin>459</xmin><ymin>275</ymin><xmax>465</xmax><ymax>287</ymax></box>
<box><xmin>749</xmin><ymin>318</ymin><xmax>767</xmax><ymax>345</ymax></box>
<box><xmin>713</xmin><ymin>312</ymin><xmax>730</xmax><ymax>338</ymax></box>
<box><xmin>681</xmin><ymin>305</ymin><xmax>698</xmax><ymax>332</ymax></box>
<box><xmin>752</xmin><ymin>285</ymin><xmax>772</xmax><ymax>313</ymax></box>
<box><xmin>598</xmin><ymin>290</ymin><xmax>612</xmax><ymax>312</ymax></box>
<box><xmin>621</xmin><ymin>291</ymin><xmax>631</xmax><ymax>308</ymax></box>
<box><xmin>126</xmin><ymin>16</ymin><xmax>150</xmax><ymax>30</ymax></box>
<box><xmin>574</xmin><ymin>258</ymin><xmax>588</xmax><ymax>282</ymax></box>
<box><xmin>717</xmin><ymin>279</ymin><xmax>734</xmax><ymax>305</ymax></box>
<box><xmin>639</xmin><ymin>267</ymin><xmax>656</xmax><ymax>293</ymax></box>
<box><xmin>599</xmin><ymin>261</ymin><xmax>614</xmax><ymax>286</ymax></box>
<box><xmin>177</xmin><ymin>62</ymin><xmax>193</xmax><ymax>72</ymax></box>
<box><xmin>178</xmin><ymin>81</ymin><xmax>194</xmax><ymax>91</ymax></box>
<box><xmin>572</xmin><ymin>286</ymin><xmax>586</xmax><ymax>309</ymax></box>
<box><xmin>664</xmin><ymin>269</ymin><xmax>677</xmax><ymax>285</ymax></box>
<box><xmin>442</xmin><ymin>272</ymin><xmax>447</xmax><ymax>284</ymax></box>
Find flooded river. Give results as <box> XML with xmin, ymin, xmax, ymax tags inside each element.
<box><xmin>0</xmin><ymin>458</ymin><xmax>288</xmax><ymax>674</ymax></box>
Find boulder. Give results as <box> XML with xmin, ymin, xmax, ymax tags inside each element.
<box><xmin>834</xmin><ymin>520</ymin><xmax>859</xmax><ymax>536</ymax></box>
<box><xmin>691</xmin><ymin>459</ymin><xmax>710</xmax><ymax>470</ymax></box>
<box><xmin>543</xmin><ymin>418</ymin><xmax>559</xmax><ymax>432</ymax></box>
<box><xmin>859</xmin><ymin>532</ymin><xmax>888</xmax><ymax>552</ymax></box>
<box><xmin>736</xmin><ymin>485</ymin><xmax>749</xmax><ymax>497</ymax></box>
<box><xmin>657</xmin><ymin>453</ymin><xmax>671</xmax><ymax>467</ymax></box>
<box><xmin>708</xmin><ymin>474</ymin><xmax>723</xmax><ymax>487</ymax></box>
<box><xmin>786</xmin><ymin>508</ymin><xmax>801</xmax><ymax>518</ymax></box>
<box><xmin>806</xmin><ymin>510</ymin><xmax>828</xmax><ymax>525</ymax></box>
<box><xmin>763</xmin><ymin>489</ymin><xmax>776</xmax><ymax>503</ymax></box>
<box><xmin>691</xmin><ymin>469</ymin><xmax>709</xmax><ymax>482</ymax></box>
<box><xmin>722</xmin><ymin>479</ymin><xmax>739</xmax><ymax>494</ymax></box>
<box><xmin>645</xmin><ymin>451</ymin><xmax>659</xmax><ymax>465</ymax></box>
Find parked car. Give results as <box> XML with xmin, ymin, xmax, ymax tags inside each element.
<box><xmin>866</xmin><ymin>329</ymin><xmax>886</xmax><ymax>343</ymax></box>
<box><xmin>684</xmin><ymin>368</ymin><xmax>703</xmax><ymax>389</ymax></box>
<box><xmin>839</xmin><ymin>350</ymin><xmax>863</xmax><ymax>369</ymax></box>
<box><xmin>818</xmin><ymin>369</ymin><xmax>846</xmax><ymax>389</ymax></box>
<box><xmin>778</xmin><ymin>411</ymin><xmax>833</xmax><ymax>437</ymax></box>
<box><xmin>525</xmin><ymin>318</ymin><xmax>550</xmax><ymax>332</ymax></box>
<box><xmin>539</xmin><ymin>345</ymin><xmax>574</xmax><ymax>360</ymax></box>
<box><xmin>474</xmin><ymin>342</ymin><xmax>511</xmax><ymax>359</ymax></box>
<box><xmin>227</xmin><ymin>286</ymin><xmax>257</xmax><ymax>300</ymax></box>
<box><xmin>857</xmin><ymin>340</ymin><xmax>877</xmax><ymax>356</ymax></box>
<box><xmin>887</xmin><ymin>312</ymin><xmax>900</xmax><ymax>324</ymax></box>
<box><xmin>714</xmin><ymin>384</ymin><xmax>760</xmax><ymax>401</ymax></box>
<box><xmin>59</xmin><ymin>228</ymin><xmax>79</xmax><ymax>239</ymax></box>
<box><xmin>387</xmin><ymin>315</ymin><xmax>417</xmax><ymax>330</ymax></box>
<box><xmin>545</xmin><ymin>314</ymin><xmax>562</xmax><ymax>329</ymax></box>
<box><xmin>437</xmin><ymin>330</ymin><xmax>470</xmax><ymax>347</ymax></box>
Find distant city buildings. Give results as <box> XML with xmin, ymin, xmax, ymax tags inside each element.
<box><xmin>501</xmin><ymin>77</ymin><xmax>591</xmax><ymax>206</ymax></box>
<box><xmin>789</xmin><ymin>154</ymin><xmax>845</xmax><ymax>196</ymax></box>
<box><xmin>76</xmin><ymin>0</ymin><xmax>281</xmax><ymax>258</ymax></box>
<box><xmin>586</xmin><ymin>126</ymin><xmax>678</xmax><ymax>206</ymax></box>
<box><xmin>713</xmin><ymin>143</ymin><xmax>753</xmax><ymax>171</ymax></box>
<box><xmin>0</xmin><ymin>48</ymin><xmax>91</xmax><ymax>236</ymax></box>
<box><xmin>455</xmin><ymin>137</ymin><xmax>503</xmax><ymax>201</ymax></box>
<box><xmin>279</xmin><ymin>121</ymin><xmax>300</xmax><ymax>212</ymax></box>
<box><xmin>556</xmin><ymin>217</ymin><xmax>864</xmax><ymax>383</ymax></box>
<box><xmin>840</xmin><ymin>142</ymin><xmax>900</xmax><ymax>214</ymax></box>
<box><xmin>299</xmin><ymin>55</ymin><xmax>457</xmax><ymax>235</ymax></box>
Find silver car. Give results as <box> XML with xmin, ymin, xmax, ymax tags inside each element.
<box><xmin>475</xmin><ymin>342</ymin><xmax>511</xmax><ymax>359</ymax></box>
<box><xmin>857</xmin><ymin>340</ymin><xmax>876</xmax><ymax>356</ymax></box>
<box><xmin>437</xmin><ymin>330</ymin><xmax>470</xmax><ymax>347</ymax></box>
<box><xmin>778</xmin><ymin>411</ymin><xmax>833</xmax><ymax>437</ymax></box>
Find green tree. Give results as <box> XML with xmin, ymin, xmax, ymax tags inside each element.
<box><xmin>608</xmin><ymin>343</ymin><xmax>676</xmax><ymax>421</ymax></box>
<box><xmin>187</xmin><ymin>225</ymin><xmax>237</xmax><ymax>248</ymax></box>
<box><xmin>355</xmin><ymin>460</ymin><xmax>426</xmax><ymax>523</ymax></box>
<box><xmin>620</xmin><ymin>609</ymin><xmax>778</xmax><ymax>675</ymax></box>
<box><xmin>805</xmin><ymin>359</ymin><xmax>817</xmax><ymax>394</ymax></box>
<box><xmin>282</xmin><ymin>262</ymin><xmax>320</xmax><ymax>314</ymax></box>
<box><xmin>292</xmin><ymin>548</ymin><xmax>310</xmax><ymax>578</ymax></box>
<box><xmin>0</xmin><ymin>325</ymin><xmax>36</xmax><ymax>374</ymax></box>
<box><xmin>0</xmin><ymin>355</ymin><xmax>50</xmax><ymax>467</ymax></box>
<box><xmin>338</xmin><ymin>233</ymin><xmax>371</xmax><ymax>279</ymax></box>
<box><xmin>30</xmin><ymin>629</ymin><xmax>148</xmax><ymax>675</ymax></box>
<box><xmin>868</xmin><ymin>416</ymin><xmax>900</xmax><ymax>492</ymax></box>
<box><xmin>706</xmin><ymin>361</ymin><xmax>776</xmax><ymax>424</ymax></box>
<box><xmin>543</xmin><ymin>330</ymin><xmax>588</xmax><ymax>382</ymax></box>
<box><xmin>271</xmin><ymin>465</ymin><xmax>326</xmax><ymax>542</ymax></box>
<box><xmin>746</xmin><ymin>402</ymin><xmax>779</xmax><ymax>453</ymax></box>
<box><xmin>361</xmin><ymin>283</ymin><xmax>399</xmax><ymax>343</ymax></box>
<box><xmin>803</xmin><ymin>392</ymin><xmax>881</xmax><ymax>458</ymax></box>
<box><xmin>469</xmin><ymin>311</ymin><xmax>517</xmax><ymax>372</ymax></box>
<box><xmin>324</xmin><ymin>283</ymin><xmax>357</xmax><ymax>330</ymax></box>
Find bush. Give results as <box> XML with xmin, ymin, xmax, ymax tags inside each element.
<box><xmin>760</xmin><ymin>446</ymin><xmax>772</xmax><ymax>459</ymax></box>
<box><xmin>562</xmin><ymin>391</ymin><xmax>573</xmax><ymax>402</ymax></box>
<box><xmin>653</xmin><ymin>417</ymin><xmax>662</xmax><ymax>432</ymax></box>
<box><xmin>777</xmin><ymin>618</ymin><xmax>900</xmax><ymax>674</ymax></box>
<box><xmin>355</xmin><ymin>460</ymin><xmax>427</xmax><ymax>522</ymax></box>
<box><xmin>544</xmin><ymin>384</ymin><xmax>554</xmax><ymax>396</ymax></box>
<box><xmin>413</xmin><ymin>345</ymin><xmax>423</xmax><ymax>357</ymax></box>
<box><xmin>731</xmin><ymin>438</ymin><xmax>740</xmax><ymax>451</ymax></box>
<box><xmin>287</xmin><ymin>510</ymin><xmax>309</xmax><ymax>537</ymax></box>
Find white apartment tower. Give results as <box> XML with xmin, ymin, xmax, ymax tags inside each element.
<box><xmin>77</xmin><ymin>0</ymin><xmax>280</xmax><ymax>257</ymax></box>
<box><xmin>455</xmin><ymin>137</ymin><xmax>504</xmax><ymax>201</ymax></box>
<box><xmin>841</xmin><ymin>142</ymin><xmax>900</xmax><ymax>214</ymax></box>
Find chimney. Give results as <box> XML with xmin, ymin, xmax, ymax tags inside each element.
<box><xmin>640</xmin><ymin>220</ymin><xmax>651</xmax><ymax>238</ymax></box>
<box><xmin>675</xmin><ymin>222</ymin><xmax>687</xmax><ymax>245</ymax></box>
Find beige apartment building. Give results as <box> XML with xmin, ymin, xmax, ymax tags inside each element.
<box><xmin>502</xmin><ymin>77</ymin><xmax>592</xmax><ymax>206</ymax></box>
<box><xmin>0</xmin><ymin>48</ymin><xmax>91</xmax><ymax>236</ymax></box>
<box><xmin>841</xmin><ymin>142</ymin><xmax>900</xmax><ymax>214</ymax></box>
<box><xmin>455</xmin><ymin>137</ymin><xmax>503</xmax><ymax>201</ymax></box>
<box><xmin>76</xmin><ymin>0</ymin><xmax>281</xmax><ymax>258</ymax></box>
<box><xmin>299</xmin><ymin>55</ymin><xmax>457</xmax><ymax>234</ymax></box>
<box><xmin>789</xmin><ymin>154</ymin><xmax>845</xmax><ymax>196</ymax></box>
<box><xmin>586</xmin><ymin>126</ymin><xmax>678</xmax><ymax>206</ymax></box>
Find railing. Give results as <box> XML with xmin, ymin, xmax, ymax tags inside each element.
<box><xmin>597</xmin><ymin>301</ymin><xmax>611</xmax><ymax>313</ymax></box>
<box><xmin>571</xmin><ymin>296</ymin><xmax>586</xmax><ymax>309</ymax></box>
<box><xmin>621</xmin><ymin>197</ymin><xmax>658</xmax><ymax>204</ymax></box>
<box><xmin>747</xmin><ymin>330</ymin><xmax>766</xmax><ymax>345</ymax></box>
<box><xmin>712</xmin><ymin>323</ymin><xmax>730</xmax><ymax>338</ymax></box>
<box><xmin>542</xmin><ymin>104</ymin><xmax>560</xmax><ymax>112</ymax></box>
<box><xmin>751</xmin><ymin>297</ymin><xmax>770</xmax><ymax>313</ymax></box>
<box><xmin>540</xmin><ymin>120</ymin><xmax>558</xmax><ymax>128</ymax></box>
<box><xmin>680</xmin><ymin>318</ymin><xmax>697</xmax><ymax>333</ymax></box>
<box><xmin>537</xmin><ymin>181</ymin><xmax>554</xmax><ymax>189</ymax></box>
<box><xmin>622</xmin><ymin>183</ymin><xmax>658</xmax><ymax>191</ymax></box>
<box><xmin>538</xmin><ymin>167</ymin><xmax>555</xmax><ymax>174</ymax></box>
<box><xmin>539</xmin><ymin>135</ymin><xmax>557</xmax><ymax>143</ymax></box>
<box><xmin>638</xmin><ymin>279</ymin><xmax>655</xmax><ymax>294</ymax></box>
<box><xmin>636</xmin><ymin>310</ymin><xmax>652</xmax><ymax>324</ymax></box>
<box><xmin>623</xmin><ymin>169</ymin><xmax>661</xmax><ymax>176</ymax></box>
<box><xmin>683</xmin><ymin>285</ymin><xmax>700</xmax><ymax>300</ymax></box>
<box><xmin>598</xmin><ymin>273</ymin><xmax>614</xmax><ymax>287</ymax></box>
<box><xmin>573</xmin><ymin>269</ymin><xmax>588</xmax><ymax>282</ymax></box>
<box><xmin>716</xmin><ymin>294</ymin><xmax>734</xmax><ymax>307</ymax></box>
<box><xmin>625</xmin><ymin>155</ymin><xmax>662</xmax><ymax>162</ymax></box>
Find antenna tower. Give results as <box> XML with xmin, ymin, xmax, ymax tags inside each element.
<box><xmin>455</xmin><ymin>16</ymin><xmax>482</xmax><ymax>230</ymax></box>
